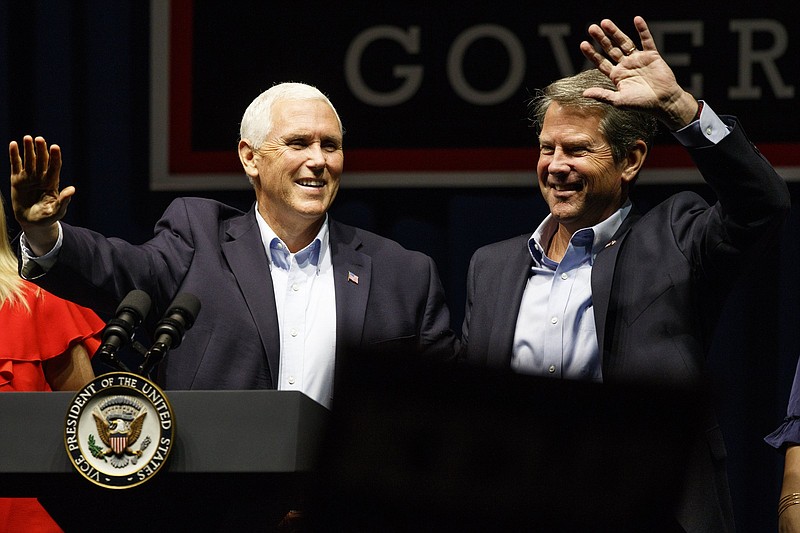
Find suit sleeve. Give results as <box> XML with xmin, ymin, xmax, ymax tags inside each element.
<box><xmin>680</xmin><ymin>117</ymin><xmax>790</xmax><ymax>286</ymax></box>
<box><xmin>458</xmin><ymin>251</ymin><xmax>478</xmax><ymax>361</ymax></box>
<box><xmin>24</xmin><ymin>198</ymin><xmax>197</xmax><ymax>317</ymax></box>
<box><xmin>418</xmin><ymin>255</ymin><xmax>457</xmax><ymax>363</ymax></box>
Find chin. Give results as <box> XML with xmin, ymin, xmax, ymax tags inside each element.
<box><xmin>548</xmin><ymin>205</ymin><xmax>579</xmax><ymax>221</ymax></box>
<box><xmin>296</xmin><ymin>205</ymin><xmax>329</xmax><ymax>221</ymax></box>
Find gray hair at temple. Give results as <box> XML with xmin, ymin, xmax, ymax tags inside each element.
<box><xmin>239</xmin><ymin>82</ymin><xmax>344</xmax><ymax>151</ymax></box>
<box><xmin>528</xmin><ymin>69</ymin><xmax>658</xmax><ymax>165</ymax></box>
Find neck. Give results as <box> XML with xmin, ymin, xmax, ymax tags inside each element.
<box><xmin>279</xmin><ymin>222</ymin><xmax>322</xmax><ymax>253</ymax></box>
<box><xmin>547</xmin><ymin>225</ymin><xmax>573</xmax><ymax>262</ymax></box>
<box><xmin>259</xmin><ymin>208</ymin><xmax>324</xmax><ymax>253</ymax></box>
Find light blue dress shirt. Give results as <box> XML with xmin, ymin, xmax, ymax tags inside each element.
<box><xmin>512</xmin><ymin>204</ymin><xmax>630</xmax><ymax>381</ymax></box>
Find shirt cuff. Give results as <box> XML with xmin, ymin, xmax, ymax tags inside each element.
<box><xmin>19</xmin><ymin>223</ymin><xmax>63</xmax><ymax>277</ymax></box>
<box><xmin>670</xmin><ymin>100</ymin><xmax>731</xmax><ymax>147</ymax></box>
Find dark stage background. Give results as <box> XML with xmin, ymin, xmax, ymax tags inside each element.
<box><xmin>2</xmin><ymin>2</ymin><xmax>799</xmax><ymax>530</ymax></box>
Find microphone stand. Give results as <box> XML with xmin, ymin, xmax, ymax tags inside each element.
<box><xmin>95</xmin><ymin>350</ymin><xmax>133</xmax><ymax>373</ymax></box>
<box><xmin>95</xmin><ymin>339</ymin><xmax>148</xmax><ymax>374</ymax></box>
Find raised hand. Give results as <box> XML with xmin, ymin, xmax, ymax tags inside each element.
<box><xmin>579</xmin><ymin>16</ymin><xmax>699</xmax><ymax>130</ymax></box>
<box><xmin>9</xmin><ymin>135</ymin><xmax>74</xmax><ymax>254</ymax></box>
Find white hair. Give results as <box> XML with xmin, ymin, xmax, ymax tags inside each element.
<box><xmin>239</xmin><ymin>82</ymin><xmax>343</xmax><ymax>150</ymax></box>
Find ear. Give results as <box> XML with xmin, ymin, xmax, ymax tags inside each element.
<box><xmin>238</xmin><ymin>140</ymin><xmax>260</xmax><ymax>181</ymax></box>
<box><xmin>620</xmin><ymin>140</ymin><xmax>648</xmax><ymax>184</ymax></box>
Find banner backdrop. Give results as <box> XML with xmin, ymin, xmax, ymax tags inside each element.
<box><xmin>150</xmin><ymin>1</ymin><xmax>798</xmax><ymax>189</ymax></box>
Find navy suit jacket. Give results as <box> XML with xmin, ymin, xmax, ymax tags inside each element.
<box><xmin>460</xmin><ymin>118</ymin><xmax>790</xmax><ymax>532</ymax></box>
<box><xmin>28</xmin><ymin>199</ymin><xmax>455</xmax><ymax>390</ymax></box>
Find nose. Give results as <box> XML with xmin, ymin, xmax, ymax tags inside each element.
<box><xmin>306</xmin><ymin>143</ymin><xmax>326</xmax><ymax>172</ymax></box>
<box><xmin>546</xmin><ymin>147</ymin><xmax>571</xmax><ymax>176</ymax></box>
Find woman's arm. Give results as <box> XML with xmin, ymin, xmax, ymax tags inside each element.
<box><xmin>43</xmin><ymin>342</ymin><xmax>95</xmax><ymax>391</ymax></box>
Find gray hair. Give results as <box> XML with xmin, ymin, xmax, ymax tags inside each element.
<box><xmin>239</xmin><ymin>82</ymin><xmax>343</xmax><ymax>149</ymax></box>
<box><xmin>528</xmin><ymin>69</ymin><xmax>658</xmax><ymax>164</ymax></box>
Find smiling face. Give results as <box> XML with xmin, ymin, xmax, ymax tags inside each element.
<box><xmin>241</xmin><ymin>98</ymin><xmax>343</xmax><ymax>249</ymax></box>
<box><xmin>536</xmin><ymin>102</ymin><xmax>636</xmax><ymax>235</ymax></box>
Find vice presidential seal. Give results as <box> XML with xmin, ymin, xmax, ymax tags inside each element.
<box><xmin>64</xmin><ymin>372</ymin><xmax>175</xmax><ymax>489</ymax></box>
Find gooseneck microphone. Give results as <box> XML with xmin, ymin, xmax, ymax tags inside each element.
<box><xmin>95</xmin><ymin>290</ymin><xmax>152</xmax><ymax>372</ymax></box>
<box><xmin>138</xmin><ymin>292</ymin><xmax>201</xmax><ymax>377</ymax></box>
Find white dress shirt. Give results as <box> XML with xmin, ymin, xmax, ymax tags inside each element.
<box><xmin>256</xmin><ymin>209</ymin><xmax>337</xmax><ymax>409</ymax></box>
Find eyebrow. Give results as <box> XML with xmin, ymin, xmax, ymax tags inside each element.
<box><xmin>282</xmin><ymin>130</ymin><xmax>341</xmax><ymax>140</ymax></box>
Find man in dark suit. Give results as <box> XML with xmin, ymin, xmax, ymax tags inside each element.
<box><xmin>10</xmin><ymin>82</ymin><xmax>455</xmax><ymax>408</ymax></box>
<box><xmin>459</xmin><ymin>16</ymin><xmax>789</xmax><ymax>531</ymax></box>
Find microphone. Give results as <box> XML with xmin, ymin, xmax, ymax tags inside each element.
<box><xmin>96</xmin><ymin>290</ymin><xmax>152</xmax><ymax>372</ymax></box>
<box><xmin>138</xmin><ymin>292</ymin><xmax>201</xmax><ymax>377</ymax></box>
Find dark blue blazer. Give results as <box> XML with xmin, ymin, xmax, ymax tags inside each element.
<box><xmin>460</xmin><ymin>118</ymin><xmax>790</xmax><ymax>532</ymax></box>
<box><xmin>29</xmin><ymin>200</ymin><xmax>455</xmax><ymax>390</ymax></box>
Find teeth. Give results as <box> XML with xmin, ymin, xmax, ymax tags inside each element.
<box><xmin>551</xmin><ymin>183</ymin><xmax>580</xmax><ymax>191</ymax></box>
<box><xmin>298</xmin><ymin>180</ymin><xmax>324</xmax><ymax>187</ymax></box>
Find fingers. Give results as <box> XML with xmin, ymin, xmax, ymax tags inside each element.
<box><xmin>599</xmin><ymin>19</ymin><xmax>638</xmax><ymax>53</ymax></box>
<box><xmin>10</xmin><ymin>135</ymin><xmax>61</xmax><ymax>184</ymax></box>
<box><xmin>584</xmin><ymin>17</ymin><xmax>655</xmax><ymax>65</ymax></box>
<box><xmin>46</xmin><ymin>142</ymin><xmax>62</xmax><ymax>183</ymax></box>
<box><xmin>35</xmin><ymin>136</ymin><xmax>49</xmax><ymax>178</ymax></box>
<box><xmin>19</xmin><ymin>135</ymin><xmax>38</xmax><ymax>177</ymax></box>
<box><xmin>587</xmin><ymin>20</ymin><xmax>635</xmax><ymax>62</ymax></box>
<box><xmin>9</xmin><ymin>141</ymin><xmax>21</xmax><ymax>176</ymax></box>
<box><xmin>580</xmin><ymin>40</ymin><xmax>612</xmax><ymax>75</ymax></box>
<box><xmin>21</xmin><ymin>135</ymin><xmax>35</xmax><ymax>177</ymax></box>
<box><xmin>631</xmin><ymin>16</ymin><xmax>657</xmax><ymax>53</ymax></box>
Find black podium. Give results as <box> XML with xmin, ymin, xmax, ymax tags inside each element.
<box><xmin>0</xmin><ymin>390</ymin><xmax>329</xmax><ymax>531</ymax></box>
<box><xmin>3</xmin><ymin>364</ymin><xmax>704</xmax><ymax>532</ymax></box>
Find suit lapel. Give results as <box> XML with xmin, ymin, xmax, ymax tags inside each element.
<box><xmin>329</xmin><ymin>221</ymin><xmax>370</xmax><ymax>360</ymax></box>
<box><xmin>488</xmin><ymin>238</ymin><xmax>532</xmax><ymax>368</ymax></box>
<box><xmin>221</xmin><ymin>207</ymin><xmax>281</xmax><ymax>388</ymax></box>
<box><xmin>592</xmin><ymin>211</ymin><xmax>638</xmax><ymax>371</ymax></box>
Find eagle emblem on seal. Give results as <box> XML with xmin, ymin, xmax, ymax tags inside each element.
<box><xmin>91</xmin><ymin>400</ymin><xmax>148</xmax><ymax>468</ymax></box>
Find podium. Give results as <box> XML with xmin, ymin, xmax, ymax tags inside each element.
<box><xmin>0</xmin><ymin>390</ymin><xmax>329</xmax><ymax>531</ymax></box>
<box><xmin>3</xmin><ymin>363</ymin><xmax>704</xmax><ymax>531</ymax></box>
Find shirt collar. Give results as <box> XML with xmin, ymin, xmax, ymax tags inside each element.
<box><xmin>527</xmin><ymin>200</ymin><xmax>632</xmax><ymax>266</ymax></box>
<box><xmin>255</xmin><ymin>204</ymin><xmax>329</xmax><ymax>271</ymax></box>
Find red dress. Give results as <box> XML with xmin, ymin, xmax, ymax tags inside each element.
<box><xmin>0</xmin><ymin>281</ymin><xmax>105</xmax><ymax>532</ymax></box>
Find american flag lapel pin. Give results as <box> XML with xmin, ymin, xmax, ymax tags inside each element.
<box><xmin>347</xmin><ymin>271</ymin><xmax>359</xmax><ymax>284</ymax></box>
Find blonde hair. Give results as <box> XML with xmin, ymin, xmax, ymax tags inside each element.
<box><xmin>0</xmin><ymin>194</ymin><xmax>32</xmax><ymax>312</ymax></box>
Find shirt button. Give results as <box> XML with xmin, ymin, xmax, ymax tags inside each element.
<box><xmin>706</xmin><ymin>127</ymin><xmax>713</xmax><ymax>135</ymax></box>
<box><xmin>292</xmin><ymin>283</ymin><xmax>299</xmax><ymax>291</ymax></box>
<box><xmin>288</xmin><ymin>376</ymin><xmax>296</xmax><ymax>385</ymax></box>
<box><xmin>560</xmin><ymin>273</ymin><xmax>568</xmax><ymax>280</ymax></box>
<box><xmin>290</xmin><ymin>329</ymin><xmax>298</xmax><ymax>337</ymax></box>
<box><xmin>548</xmin><ymin>365</ymin><xmax>556</xmax><ymax>373</ymax></box>
<box><xmin>550</xmin><ymin>316</ymin><xmax>558</xmax><ymax>325</ymax></box>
